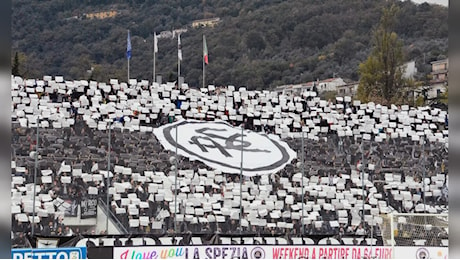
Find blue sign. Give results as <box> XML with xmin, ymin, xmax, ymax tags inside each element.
<box><xmin>11</xmin><ymin>247</ymin><xmax>86</xmax><ymax>259</ymax></box>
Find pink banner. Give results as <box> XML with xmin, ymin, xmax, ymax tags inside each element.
<box><xmin>113</xmin><ymin>245</ymin><xmax>398</xmax><ymax>259</ymax></box>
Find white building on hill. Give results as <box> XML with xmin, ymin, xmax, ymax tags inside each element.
<box><xmin>276</xmin><ymin>77</ymin><xmax>347</xmax><ymax>95</ymax></box>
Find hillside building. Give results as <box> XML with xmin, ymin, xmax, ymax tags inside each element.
<box><xmin>192</xmin><ymin>18</ymin><xmax>221</xmax><ymax>28</ymax></box>
<box><xmin>426</xmin><ymin>58</ymin><xmax>448</xmax><ymax>99</ymax></box>
<box><xmin>413</xmin><ymin>58</ymin><xmax>448</xmax><ymax>102</ymax></box>
<box><xmin>276</xmin><ymin>77</ymin><xmax>347</xmax><ymax>96</ymax></box>
<box><xmin>336</xmin><ymin>82</ymin><xmax>359</xmax><ymax>97</ymax></box>
<box><xmin>430</xmin><ymin>59</ymin><xmax>448</xmax><ymax>85</ymax></box>
<box><xmin>402</xmin><ymin>60</ymin><xmax>417</xmax><ymax>80</ymax></box>
<box><xmin>84</xmin><ymin>11</ymin><xmax>117</xmax><ymax>19</ymax></box>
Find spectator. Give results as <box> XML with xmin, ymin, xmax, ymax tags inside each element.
<box><xmin>64</xmin><ymin>226</ymin><xmax>73</xmax><ymax>236</ymax></box>
<box><xmin>12</xmin><ymin>233</ymin><xmax>27</xmax><ymax>248</ymax></box>
<box><xmin>355</xmin><ymin>224</ymin><xmax>366</xmax><ymax>236</ymax></box>
<box><xmin>10</xmin><ymin>76</ymin><xmax>449</xmax><ymax>247</ymax></box>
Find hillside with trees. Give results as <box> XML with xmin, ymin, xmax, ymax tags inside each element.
<box><xmin>11</xmin><ymin>0</ymin><xmax>447</xmax><ymax>90</ymax></box>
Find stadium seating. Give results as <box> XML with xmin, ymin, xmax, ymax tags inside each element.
<box><xmin>11</xmin><ymin>76</ymin><xmax>448</xmax><ymax>247</ymax></box>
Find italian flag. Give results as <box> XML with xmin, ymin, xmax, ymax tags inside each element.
<box><xmin>203</xmin><ymin>35</ymin><xmax>208</xmax><ymax>65</ymax></box>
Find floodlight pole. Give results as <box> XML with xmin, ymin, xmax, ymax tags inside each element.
<box><xmin>371</xmin><ymin>222</ymin><xmax>374</xmax><ymax>257</ymax></box>
<box><xmin>174</xmin><ymin>124</ymin><xmax>178</xmax><ymax>233</ymax></box>
<box><xmin>360</xmin><ymin>137</ymin><xmax>364</xmax><ymax>222</ymax></box>
<box><xmin>301</xmin><ymin>131</ymin><xmax>305</xmax><ymax>235</ymax></box>
<box><xmin>422</xmin><ymin>137</ymin><xmax>426</xmax><ymax>225</ymax></box>
<box><xmin>361</xmin><ymin>139</ymin><xmax>365</xmax><ymax>224</ymax></box>
<box><xmin>372</xmin><ymin>179</ymin><xmax>385</xmax><ymax>255</ymax></box>
<box><xmin>239</xmin><ymin>123</ymin><xmax>244</xmax><ymax>234</ymax></box>
<box><xmin>390</xmin><ymin>213</ymin><xmax>395</xmax><ymax>259</ymax></box>
<box><xmin>31</xmin><ymin>118</ymin><xmax>39</xmax><ymax>237</ymax></box>
<box><xmin>106</xmin><ymin>121</ymin><xmax>111</xmax><ymax>233</ymax></box>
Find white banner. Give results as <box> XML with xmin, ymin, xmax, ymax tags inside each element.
<box><xmin>153</xmin><ymin>120</ymin><xmax>297</xmax><ymax>176</ymax></box>
<box><xmin>114</xmin><ymin>245</ymin><xmax>399</xmax><ymax>259</ymax></box>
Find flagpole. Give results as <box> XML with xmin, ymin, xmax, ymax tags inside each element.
<box><xmin>127</xmin><ymin>30</ymin><xmax>131</xmax><ymax>82</ymax></box>
<box><xmin>203</xmin><ymin>35</ymin><xmax>205</xmax><ymax>89</ymax></box>
<box><xmin>153</xmin><ymin>32</ymin><xmax>156</xmax><ymax>84</ymax></box>
<box><xmin>178</xmin><ymin>33</ymin><xmax>181</xmax><ymax>85</ymax></box>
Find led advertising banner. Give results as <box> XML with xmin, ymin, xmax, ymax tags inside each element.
<box><xmin>113</xmin><ymin>245</ymin><xmax>395</xmax><ymax>259</ymax></box>
<box><xmin>393</xmin><ymin>246</ymin><xmax>448</xmax><ymax>259</ymax></box>
<box><xmin>12</xmin><ymin>247</ymin><xmax>87</xmax><ymax>259</ymax></box>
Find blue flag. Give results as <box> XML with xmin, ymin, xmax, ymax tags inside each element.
<box><xmin>127</xmin><ymin>30</ymin><xmax>132</xmax><ymax>60</ymax></box>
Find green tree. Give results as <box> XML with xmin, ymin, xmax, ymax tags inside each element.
<box><xmin>245</xmin><ymin>31</ymin><xmax>266</xmax><ymax>51</ymax></box>
<box><xmin>10</xmin><ymin>0</ymin><xmax>447</xmax><ymax>87</ymax></box>
<box><xmin>357</xmin><ymin>4</ymin><xmax>412</xmax><ymax>105</ymax></box>
<box><xmin>12</xmin><ymin>52</ymin><xmax>20</xmax><ymax>76</ymax></box>
<box><xmin>438</xmin><ymin>86</ymin><xmax>448</xmax><ymax>105</ymax></box>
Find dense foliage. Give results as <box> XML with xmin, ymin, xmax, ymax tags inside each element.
<box><xmin>357</xmin><ymin>4</ymin><xmax>412</xmax><ymax>105</ymax></box>
<box><xmin>12</xmin><ymin>0</ymin><xmax>447</xmax><ymax>90</ymax></box>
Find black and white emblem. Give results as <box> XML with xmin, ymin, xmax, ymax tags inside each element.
<box><xmin>154</xmin><ymin>120</ymin><xmax>297</xmax><ymax>176</ymax></box>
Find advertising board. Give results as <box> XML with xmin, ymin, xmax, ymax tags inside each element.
<box><xmin>12</xmin><ymin>247</ymin><xmax>87</xmax><ymax>259</ymax></box>
<box><xmin>113</xmin><ymin>245</ymin><xmax>393</xmax><ymax>259</ymax></box>
<box><xmin>393</xmin><ymin>247</ymin><xmax>448</xmax><ymax>259</ymax></box>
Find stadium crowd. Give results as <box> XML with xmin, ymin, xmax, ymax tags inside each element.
<box><xmin>11</xmin><ymin>76</ymin><xmax>448</xmax><ymax>247</ymax></box>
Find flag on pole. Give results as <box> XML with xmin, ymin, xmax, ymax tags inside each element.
<box><xmin>203</xmin><ymin>35</ymin><xmax>208</xmax><ymax>65</ymax></box>
<box><xmin>154</xmin><ymin>33</ymin><xmax>158</xmax><ymax>53</ymax></box>
<box><xmin>178</xmin><ymin>34</ymin><xmax>182</xmax><ymax>61</ymax></box>
<box><xmin>127</xmin><ymin>30</ymin><xmax>132</xmax><ymax>60</ymax></box>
